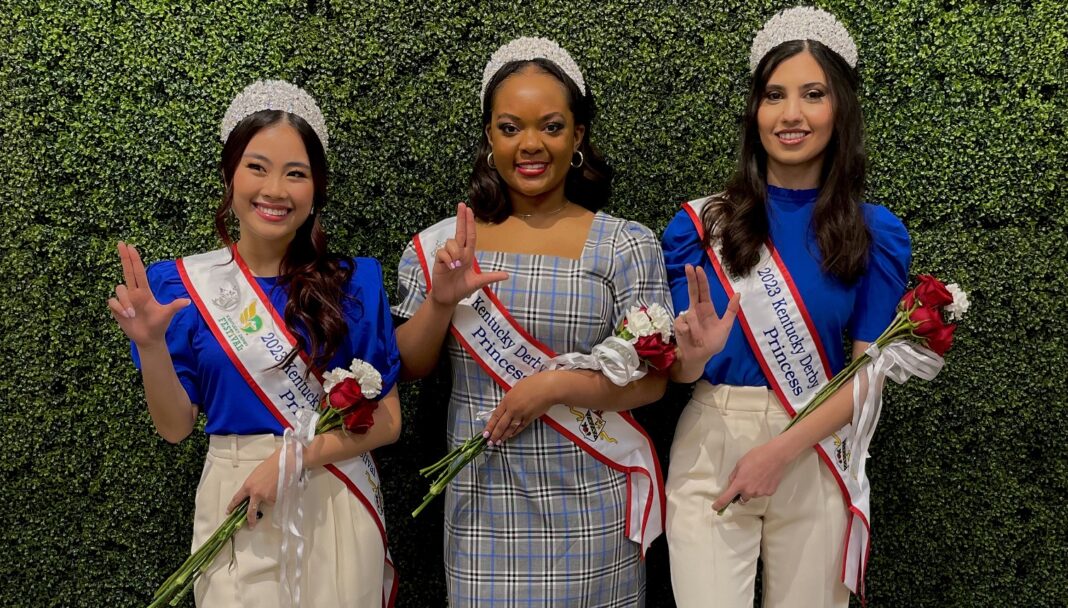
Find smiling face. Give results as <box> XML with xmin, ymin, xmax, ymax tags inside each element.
<box><xmin>756</xmin><ymin>49</ymin><xmax>835</xmax><ymax>188</ymax></box>
<box><xmin>230</xmin><ymin>121</ymin><xmax>315</xmax><ymax>246</ymax></box>
<box><xmin>485</xmin><ymin>65</ymin><xmax>585</xmax><ymax>210</ymax></box>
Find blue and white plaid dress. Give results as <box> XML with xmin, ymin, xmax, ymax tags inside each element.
<box><xmin>394</xmin><ymin>212</ymin><xmax>671</xmax><ymax>607</ymax></box>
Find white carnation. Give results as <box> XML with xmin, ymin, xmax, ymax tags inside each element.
<box><xmin>624</xmin><ymin>307</ymin><xmax>654</xmax><ymax>338</ymax></box>
<box><xmin>945</xmin><ymin>284</ymin><xmax>971</xmax><ymax>322</ymax></box>
<box><xmin>645</xmin><ymin>303</ymin><xmax>674</xmax><ymax>340</ymax></box>
<box><xmin>349</xmin><ymin>358</ymin><xmax>383</xmax><ymax>398</ymax></box>
<box><xmin>322</xmin><ymin>368</ymin><xmax>354</xmax><ymax>394</ymax></box>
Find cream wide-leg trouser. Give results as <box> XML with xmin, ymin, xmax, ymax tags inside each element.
<box><xmin>192</xmin><ymin>434</ymin><xmax>384</xmax><ymax>608</ymax></box>
<box><xmin>665</xmin><ymin>383</ymin><xmax>849</xmax><ymax>608</ymax></box>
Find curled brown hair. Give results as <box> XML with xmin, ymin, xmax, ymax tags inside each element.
<box><xmin>215</xmin><ymin>110</ymin><xmax>352</xmax><ymax>374</ymax></box>
<box><xmin>704</xmin><ymin>40</ymin><xmax>871</xmax><ymax>284</ymax></box>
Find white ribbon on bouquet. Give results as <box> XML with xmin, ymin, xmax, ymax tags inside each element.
<box><xmin>849</xmin><ymin>341</ymin><xmax>944</xmax><ymax>481</ymax></box>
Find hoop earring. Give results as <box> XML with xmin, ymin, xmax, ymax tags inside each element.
<box><xmin>570</xmin><ymin>150</ymin><xmax>584</xmax><ymax>169</ymax></box>
<box><xmin>487</xmin><ymin>151</ymin><xmax>496</xmax><ymax>169</ymax></box>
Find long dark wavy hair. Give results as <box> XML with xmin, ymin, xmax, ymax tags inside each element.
<box><xmin>468</xmin><ymin>58</ymin><xmax>613</xmax><ymax>223</ymax></box>
<box><xmin>215</xmin><ymin>110</ymin><xmax>353</xmax><ymax>374</ymax></box>
<box><xmin>703</xmin><ymin>39</ymin><xmax>871</xmax><ymax>284</ymax></box>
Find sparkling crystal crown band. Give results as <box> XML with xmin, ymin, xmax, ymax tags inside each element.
<box><xmin>220</xmin><ymin>80</ymin><xmax>329</xmax><ymax>150</ymax></box>
<box><xmin>749</xmin><ymin>6</ymin><xmax>858</xmax><ymax>72</ymax></box>
<box><xmin>480</xmin><ymin>37</ymin><xmax>586</xmax><ymax>106</ymax></box>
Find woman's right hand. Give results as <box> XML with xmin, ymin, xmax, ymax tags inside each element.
<box><xmin>107</xmin><ymin>241</ymin><xmax>190</xmax><ymax>347</ymax></box>
<box><xmin>429</xmin><ymin>203</ymin><xmax>509</xmax><ymax>306</ymax></box>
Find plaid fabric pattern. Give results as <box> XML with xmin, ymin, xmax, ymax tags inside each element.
<box><xmin>394</xmin><ymin>213</ymin><xmax>671</xmax><ymax>607</ymax></box>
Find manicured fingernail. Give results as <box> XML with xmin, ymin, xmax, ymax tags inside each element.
<box><xmin>450</xmin><ymin>261</ymin><xmax>461</xmax><ymax>269</ymax></box>
<box><xmin>482</xmin><ymin>431</ymin><xmax>490</xmax><ymax>438</ymax></box>
<box><xmin>125</xmin><ymin>308</ymin><xmax>136</xmax><ymax>319</ymax></box>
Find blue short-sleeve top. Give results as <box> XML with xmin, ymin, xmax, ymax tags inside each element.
<box><xmin>131</xmin><ymin>256</ymin><xmax>401</xmax><ymax>435</ymax></box>
<box><xmin>662</xmin><ymin>185</ymin><xmax>911</xmax><ymax>387</ymax></box>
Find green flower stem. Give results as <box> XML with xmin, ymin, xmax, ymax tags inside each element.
<box><xmin>148</xmin><ymin>500</ymin><xmax>251</xmax><ymax>607</ymax></box>
<box><xmin>782</xmin><ymin>312</ymin><xmax>918</xmax><ymax>433</ymax></box>
<box><xmin>412</xmin><ymin>435</ymin><xmax>487</xmax><ymax>518</ymax></box>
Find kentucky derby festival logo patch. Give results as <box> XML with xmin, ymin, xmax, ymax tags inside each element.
<box><xmin>239</xmin><ymin>302</ymin><xmax>264</xmax><ymax>334</ymax></box>
<box><xmin>570</xmin><ymin>407</ymin><xmax>617</xmax><ymax>444</ymax></box>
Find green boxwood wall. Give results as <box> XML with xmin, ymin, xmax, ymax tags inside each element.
<box><xmin>3</xmin><ymin>1</ymin><xmax>1065</xmax><ymax>606</ymax></box>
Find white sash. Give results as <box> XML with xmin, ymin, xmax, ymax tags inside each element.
<box><xmin>412</xmin><ymin>218</ymin><xmax>665</xmax><ymax>555</ymax></box>
<box><xmin>177</xmin><ymin>247</ymin><xmax>397</xmax><ymax>608</ymax></box>
<box><xmin>683</xmin><ymin>199</ymin><xmax>871</xmax><ymax>595</ymax></box>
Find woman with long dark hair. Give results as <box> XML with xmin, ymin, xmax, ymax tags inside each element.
<box><xmin>663</xmin><ymin>8</ymin><xmax>911</xmax><ymax>607</ymax></box>
<box><xmin>393</xmin><ymin>37</ymin><xmax>673</xmax><ymax>606</ymax></box>
<box><xmin>109</xmin><ymin>81</ymin><xmax>401</xmax><ymax>607</ymax></box>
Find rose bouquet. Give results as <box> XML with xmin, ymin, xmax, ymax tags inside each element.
<box><xmin>783</xmin><ymin>274</ymin><xmax>970</xmax><ymax>432</ymax></box>
<box><xmin>147</xmin><ymin>359</ymin><xmax>383</xmax><ymax>608</ymax></box>
<box><xmin>411</xmin><ymin>304</ymin><xmax>675</xmax><ymax>518</ymax></box>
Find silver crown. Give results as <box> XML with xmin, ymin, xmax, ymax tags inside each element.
<box><xmin>220</xmin><ymin>80</ymin><xmax>329</xmax><ymax>150</ymax></box>
<box><xmin>480</xmin><ymin>37</ymin><xmax>586</xmax><ymax>106</ymax></box>
<box><xmin>749</xmin><ymin>7</ymin><xmax>858</xmax><ymax>72</ymax></box>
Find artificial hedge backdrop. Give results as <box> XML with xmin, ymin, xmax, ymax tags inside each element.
<box><xmin>3</xmin><ymin>1</ymin><xmax>1065</xmax><ymax>606</ymax></box>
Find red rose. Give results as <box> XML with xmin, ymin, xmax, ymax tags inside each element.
<box><xmin>329</xmin><ymin>378</ymin><xmax>363</xmax><ymax>411</ymax></box>
<box><xmin>342</xmin><ymin>397</ymin><xmax>379</xmax><ymax>434</ymax></box>
<box><xmin>913</xmin><ymin>274</ymin><xmax>953</xmax><ymax>308</ymax></box>
<box><xmin>909</xmin><ymin>305</ymin><xmax>945</xmax><ymax>337</ymax></box>
<box><xmin>924</xmin><ymin>323</ymin><xmax>956</xmax><ymax>356</ymax></box>
<box><xmin>634</xmin><ymin>334</ymin><xmax>677</xmax><ymax>370</ymax></box>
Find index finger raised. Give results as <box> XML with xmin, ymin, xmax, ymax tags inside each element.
<box><xmin>463</xmin><ymin>205</ymin><xmax>477</xmax><ymax>257</ymax></box>
<box><xmin>454</xmin><ymin>202</ymin><xmax>467</xmax><ymax>245</ymax></box>
<box><xmin>129</xmin><ymin>244</ymin><xmax>150</xmax><ymax>290</ymax></box>
<box><xmin>685</xmin><ymin>264</ymin><xmax>699</xmax><ymax>309</ymax></box>
<box><xmin>695</xmin><ymin>265</ymin><xmax>712</xmax><ymax>305</ymax></box>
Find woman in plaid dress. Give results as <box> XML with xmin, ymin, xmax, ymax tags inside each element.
<box><xmin>393</xmin><ymin>38</ymin><xmax>671</xmax><ymax>606</ymax></box>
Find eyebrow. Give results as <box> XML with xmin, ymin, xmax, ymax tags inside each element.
<box><xmin>243</xmin><ymin>153</ymin><xmax>311</xmax><ymax>170</ymax></box>
<box><xmin>496</xmin><ymin>112</ymin><xmax>566</xmax><ymax>122</ymax></box>
<box><xmin>765</xmin><ymin>82</ymin><xmax>827</xmax><ymax>89</ymax></box>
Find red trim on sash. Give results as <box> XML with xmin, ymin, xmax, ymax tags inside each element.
<box><xmin>767</xmin><ymin>245</ymin><xmax>833</xmax><ymax>381</ymax></box>
<box><xmin>176</xmin><ymin>257</ymin><xmax>292</xmax><ymax>432</ymax></box>
<box><xmin>411</xmin><ymin>231</ymin><xmax>433</xmax><ymax>293</ymax></box>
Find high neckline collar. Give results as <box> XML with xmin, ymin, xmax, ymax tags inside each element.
<box><xmin>767</xmin><ymin>184</ymin><xmax>819</xmax><ymax>204</ymax></box>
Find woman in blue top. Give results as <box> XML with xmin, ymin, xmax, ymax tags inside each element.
<box><xmin>108</xmin><ymin>81</ymin><xmax>401</xmax><ymax>608</ymax></box>
<box><xmin>662</xmin><ymin>8</ymin><xmax>910</xmax><ymax>608</ymax></box>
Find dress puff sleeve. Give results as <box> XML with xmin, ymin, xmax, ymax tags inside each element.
<box><xmin>660</xmin><ymin>209</ymin><xmax>711</xmax><ymax>317</ymax></box>
<box><xmin>850</xmin><ymin>204</ymin><xmax>912</xmax><ymax>342</ymax></box>
<box><xmin>391</xmin><ymin>240</ymin><xmax>426</xmax><ymax>321</ymax></box>
<box><xmin>345</xmin><ymin>258</ymin><xmax>402</xmax><ymax>398</ymax></box>
<box><xmin>609</xmin><ymin>220</ymin><xmax>673</xmax><ymax>329</ymax></box>
<box><xmin>129</xmin><ymin>260</ymin><xmax>202</xmax><ymax>406</ymax></box>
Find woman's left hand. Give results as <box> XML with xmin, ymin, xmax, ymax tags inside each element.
<box><xmin>226</xmin><ymin>450</ymin><xmax>281</xmax><ymax>529</ymax></box>
<box><xmin>482</xmin><ymin>373</ymin><xmax>558</xmax><ymax>445</ymax></box>
<box><xmin>710</xmin><ymin>441</ymin><xmax>790</xmax><ymax>512</ymax></box>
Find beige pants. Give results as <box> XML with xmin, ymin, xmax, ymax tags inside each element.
<box><xmin>665</xmin><ymin>383</ymin><xmax>849</xmax><ymax>608</ymax></box>
<box><xmin>193</xmin><ymin>434</ymin><xmax>384</xmax><ymax>608</ymax></box>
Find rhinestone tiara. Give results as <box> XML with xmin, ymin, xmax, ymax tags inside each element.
<box><xmin>480</xmin><ymin>37</ymin><xmax>586</xmax><ymax>107</ymax></box>
<box><xmin>220</xmin><ymin>80</ymin><xmax>329</xmax><ymax>150</ymax></box>
<box><xmin>749</xmin><ymin>7</ymin><xmax>858</xmax><ymax>72</ymax></box>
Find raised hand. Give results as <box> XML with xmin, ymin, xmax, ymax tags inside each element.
<box><xmin>673</xmin><ymin>264</ymin><xmax>739</xmax><ymax>382</ymax></box>
<box><xmin>107</xmin><ymin>241</ymin><xmax>190</xmax><ymax>347</ymax></box>
<box><xmin>429</xmin><ymin>203</ymin><xmax>509</xmax><ymax>307</ymax></box>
